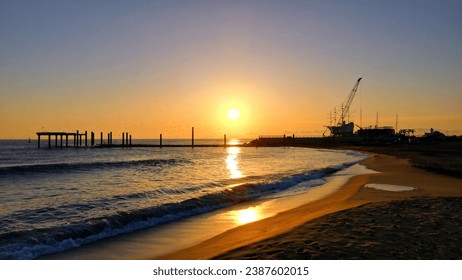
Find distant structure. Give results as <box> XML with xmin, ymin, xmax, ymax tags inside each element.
<box><xmin>36</xmin><ymin>130</ymin><xmax>131</xmax><ymax>148</ymax></box>
<box><xmin>327</xmin><ymin>77</ymin><xmax>362</xmax><ymax>137</ymax></box>
<box><xmin>35</xmin><ymin>127</ymin><xmax>236</xmax><ymax>149</ymax></box>
<box><xmin>36</xmin><ymin>131</ymin><xmax>88</xmax><ymax>148</ymax></box>
<box><xmin>423</xmin><ymin>128</ymin><xmax>446</xmax><ymax>140</ymax></box>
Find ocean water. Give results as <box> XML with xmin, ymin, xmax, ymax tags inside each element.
<box><xmin>0</xmin><ymin>139</ymin><xmax>367</xmax><ymax>259</ymax></box>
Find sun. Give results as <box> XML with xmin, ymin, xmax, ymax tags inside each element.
<box><xmin>227</xmin><ymin>108</ymin><xmax>241</xmax><ymax>121</ymax></box>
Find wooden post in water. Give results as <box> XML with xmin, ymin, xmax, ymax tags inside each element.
<box><xmin>107</xmin><ymin>133</ymin><xmax>110</xmax><ymax>145</ymax></box>
<box><xmin>129</xmin><ymin>134</ymin><xmax>132</xmax><ymax>146</ymax></box>
<box><xmin>192</xmin><ymin>127</ymin><xmax>194</xmax><ymax>147</ymax></box>
<box><xmin>38</xmin><ymin>135</ymin><xmax>41</xmax><ymax>148</ymax></box>
<box><xmin>100</xmin><ymin>132</ymin><xmax>103</xmax><ymax>146</ymax></box>
<box><xmin>160</xmin><ymin>134</ymin><xmax>162</xmax><ymax>147</ymax></box>
<box><xmin>122</xmin><ymin>132</ymin><xmax>125</xmax><ymax>146</ymax></box>
<box><xmin>224</xmin><ymin>134</ymin><xmax>227</xmax><ymax>147</ymax></box>
<box><xmin>60</xmin><ymin>134</ymin><xmax>63</xmax><ymax>148</ymax></box>
<box><xmin>55</xmin><ymin>134</ymin><xmax>58</xmax><ymax>147</ymax></box>
<box><xmin>84</xmin><ymin>131</ymin><xmax>88</xmax><ymax>147</ymax></box>
<box><xmin>91</xmin><ymin>132</ymin><xmax>94</xmax><ymax>146</ymax></box>
<box><xmin>66</xmin><ymin>134</ymin><xmax>69</xmax><ymax>147</ymax></box>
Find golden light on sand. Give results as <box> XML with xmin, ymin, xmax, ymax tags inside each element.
<box><xmin>227</xmin><ymin>108</ymin><xmax>240</xmax><ymax>121</ymax></box>
<box><xmin>235</xmin><ymin>208</ymin><xmax>260</xmax><ymax>225</ymax></box>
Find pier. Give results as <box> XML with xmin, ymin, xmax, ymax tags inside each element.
<box><xmin>36</xmin><ymin>131</ymin><xmax>133</xmax><ymax>148</ymax></box>
<box><xmin>35</xmin><ymin>128</ymin><xmax>237</xmax><ymax>148</ymax></box>
<box><xmin>36</xmin><ymin>131</ymin><xmax>88</xmax><ymax>148</ymax></box>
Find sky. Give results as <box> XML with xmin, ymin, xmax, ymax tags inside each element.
<box><xmin>1</xmin><ymin>0</ymin><xmax>461</xmax><ymax>139</ymax></box>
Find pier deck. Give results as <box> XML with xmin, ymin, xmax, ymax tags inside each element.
<box><xmin>36</xmin><ymin>131</ymin><xmax>88</xmax><ymax>148</ymax></box>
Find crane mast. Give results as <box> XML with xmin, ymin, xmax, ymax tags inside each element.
<box><xmin>340</xmin><ymin>77</ymin><xmax>362</xmax><ymax>125</ymax></box>
<box><xmin>327</xmin><ymin>77</ymin><xmax>362</xmax><ymax>137</ymax></box>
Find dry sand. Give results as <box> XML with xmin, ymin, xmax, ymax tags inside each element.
<box><xmin>161</xmin><ymin>154</ymin><xmax>462</xmax><ymax>259</ymax></box>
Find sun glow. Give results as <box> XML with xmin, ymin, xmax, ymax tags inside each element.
<box><xmin>227</xmin><ymin>108</ymin><xmax>240</xmax><ymax>121</ymax></box>
<box><xmin>216</xmin><ymin>96</ymin><xmax>251</xmax><ymax>136</ymax></box>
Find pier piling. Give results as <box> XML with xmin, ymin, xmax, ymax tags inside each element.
<box><xmin>192</xmin><ymin>127</ymin><xmax>194</xmax><ymax>147</ymax></box>
<box><xmin>76</xmin><ymin>130</ymin><xmax>79</xmax><ymax>147</ymax></box>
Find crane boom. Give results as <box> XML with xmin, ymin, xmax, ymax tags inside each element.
<box><xmin>327</xmin><ymin>77</ymin><xmax>362</xmax><ymax>137</ymax></box>
<box><xmin>340</xmin><ymin>77</ymin><xmax>362</xmax><ymax>124</ymax></box>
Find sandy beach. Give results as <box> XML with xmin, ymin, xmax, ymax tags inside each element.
<box><xmin>161</xmin><ymin>151</ymin><xmax>462</xmax><ymax>260</ymax></box>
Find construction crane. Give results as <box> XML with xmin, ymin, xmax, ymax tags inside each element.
<box><xmin>327</xmin><ymin>77</ymin><xmax>362</xmax><ymax>137</ymax></box>
<box><xmin>340</xmin><ymin>77</ymin><xmax>362</xmax><ymax>125</ymax></box>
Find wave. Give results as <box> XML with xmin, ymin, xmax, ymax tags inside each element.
<box><xmin>0</xmin><ymin>162</ymin><xmax>355</xmax><ymax>260</ymax></box>
<box><xmin>0</xmin><ymin>158</ymin><xmax>191</xmax><ymax>175</ymax></box>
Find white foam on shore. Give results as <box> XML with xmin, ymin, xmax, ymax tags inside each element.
<box><xmin>365</xmin><ymin>184</ymin><xmax>415</xmax><ymax>192</ymax></box>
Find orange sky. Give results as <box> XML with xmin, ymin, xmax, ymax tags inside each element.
<box><xmin>1</xmin><ymin>1</ymin><xmax>461</xmax><ymax>139</ymax></box>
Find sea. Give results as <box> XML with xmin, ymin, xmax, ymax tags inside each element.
<box><xmin>0</xmin><ymin>139</ymin><xmax>367</xmax><ymax>259</ymax></box>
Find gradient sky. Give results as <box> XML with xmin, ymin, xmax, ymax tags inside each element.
<box><xmin>1</xmin><ymin>0</ymin><xmax>461</xmax><ymax>139</ymax></box>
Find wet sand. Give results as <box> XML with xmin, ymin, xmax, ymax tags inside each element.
<box><xmin>162</xmin><ymin>154</ymin><xmax>462</xmax><ymax>259</ymax></box>
<box><xmin>215</xmin><ymin>197</ymin><xmax>462</xmax><ymax>259</ymax></box>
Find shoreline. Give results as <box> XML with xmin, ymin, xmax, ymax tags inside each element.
<box><xmin>40</xmin><ymin>153</ymin><xmax>370</xmax><ymax>260</ymax></box>
<box><xmin>160</xmin><ymin>153</ymin><xmax>462</xmax><ymax>259</ymax></box>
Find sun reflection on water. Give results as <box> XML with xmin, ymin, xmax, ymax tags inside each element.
<box><xmin>227</xmin><ymin>139</ymin><xmax>240</xmax><ymax>146</ymax></box>
<box><xmin>226</xmin><ymin>147</ymin><xmax>243</xmax><ymax>179</ymax></box>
